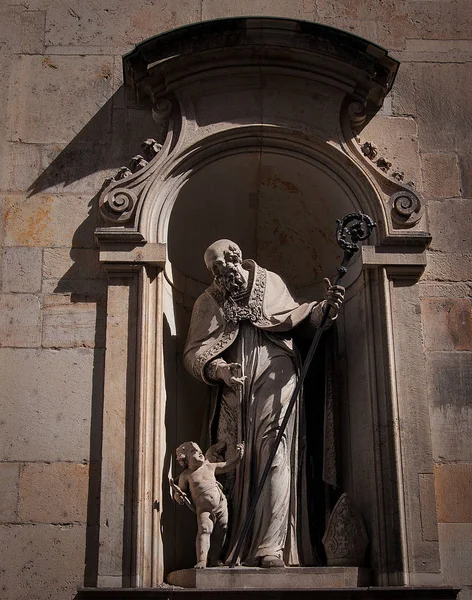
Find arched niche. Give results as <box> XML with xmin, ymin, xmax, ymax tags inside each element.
<box><xmin>93</xmin><ymin>17</ymin><xmax>440</xmax><ymax>591</ymax></box>
<box><xmin>159</xmin><ymin>139</ymin><xmax>374</xmax><ymax>572</ymax></box>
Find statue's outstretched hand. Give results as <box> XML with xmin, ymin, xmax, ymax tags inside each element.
<box><xmin>323</xmin><ymin>278</ymin><xmax>345</xmax><ymax>318</ymax></box>
<box><xmin>216</xmin><ymin>362</ymin><xmax>246</xmax><ymax>390</ymax></box>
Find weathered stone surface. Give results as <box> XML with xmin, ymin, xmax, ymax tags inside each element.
<box><xmin>0</xmin><ymin>463</ymin><xmax>19</xmax><ymax>522</ymax></box>
<box><xmin>423</xmin><ymin>252</ymin><xmax>472</xmax><ymax>282</ymax></box>
<box><xmin>42</xmin><ymin>0</ymin><xmax>200</xmax><ymax>49</ymax></box>
<box><xmin>0</xmin><ymin>5</ymin><xmax>45</xmax><ymax>54</ymax></box>
<box><xmin>0</xmin><ymin>294</ymin><xmax>41</xmax><ymax>347</ymax></box>
<box><xmin>397</xmin><ymin>39</ymin><xmax>472</xmax><ymax>63</ymax></box>
<box><xmin>18</xmin><ymin>462</ymin><xmax>88</xmax><ymax>523</ymax></box>
<box><xmin>422</xmin><ymin>153</ymin><xmax>462</xmax><ymax>200</ymax></box>
<box><xmin>406</xmin><ymin>0</ymin><xmax>472</xmax><ymax>41</ymax></box>
<box><xmin>419</xmin><ymin>473</ymin><xmax>439</xmax><ymax>542</ymax></box>
<box><xmin>435</xmin><ymin>463</ymin><xmax>472</xmax><ymax>524</ymax></box>
<box><xmin>42</xmin><ymin>248</ymin><xmax>105</xmax><ymax>298</ymax></box>
<box><xmin>391</xmin><ymin>62</ymin><xmax>416</xmax><ymax>117</ymax></box>
<box><xmin>98</xmin><ymin>277</ymin><xmax>138</xmax><ymax>581</ymax></box>
<box><xmin>316</xmin><ymin>16</ymin><xmax>378</xmax><ymax>44</ymax></box>
<box><xmin>427</xmin><ymin>199</ymin><xmax>472</xmax><ymax>254</ymax></box>
<box><xmin>318</xmin><ymin>0</ymin><xmax>472</xmax><ymax>54</ymax></box>
<box><xmin>43</xmin><ymin>248</ymin><xmax>102</xmax><ymax>281</ymax></box>
<box><xmin>1</xmin><ymin>247</ymin><xmax>42</xmax><ymax>293</ymax></box>
<box><xmin>358</xmin><ymin>116</ymin><xmax>421</xmax><ymax>186</ymax></box>
<box><xmin>389</xmin><ymin>281</ymin><xmax>441</xmax><ymax>575</ymax></box>
<box><xmin>0</xmin><ymin>523</ymin><xmax>86</xmax><ymax>600</ymax></box>
<box><xmin>427</xmin><ymin>352</ymin><xmax>472</xmax><ymax>462</ymax></box>
<box><xmin>2</xmin><ymin>112</ymin><xmax>158</xmax><ymax>196</ymax></box>
<box><xmin>427</xmin><ymin>351</ymin><xmax>472</xmax><ymax>406</ymax></box>
<box><xmin>7</xmin><ymin>55</ymin><xmax>113</xmax><ymax>145</ymax></box>
<box><xmin>111</xmin><ymin>106</ymin><xmax>160</xmax><ymax>153</ymax></box>
<box><xmin>0</xmin><ymin>1</ymin><xmax>470</xmax><ymax>593</ymax></box>
<box><xmin>99</xmin><ymin>243</ymin><xmax>165</xmax><ymax>267</ymax></box>
<box><xmin>414</xmin><ymin>63</ymin><xmax>472</xmax><ymax>195</ymax></box>
<box><xmin>1</xmin><ymin>142</ymin><xmax>116</xmax><ymax>195</ymax></box>
<box><xmin>202</xmin><ymin>0</ymin><xmax>314</xmax><ymax>20</ymax></box>
<box><xmin>414</xmin><ymin>62</ymin><xmax>465</xmax><ymax>149</ymax></box>
<box><xmin>0</xmin><ymin>57</ymin><xmax>13</xmax><ymax>210</ymax></box>
<box><xmin>41</xmin><ymin>277</ymin><xmax>107</xmax><ymax>297</ymax></box>
<box><xmin>42</xmin><ymin>294</ymin><xmax>105</xmax><ymax>348</ymax></box>
<box><xmin>3</xmin><ymin>194</ymin><xmax>97</xmax><ymax>248</ymax></box>
<box><xmin>422</xmin><ymin>298</ymin><xmax>472</xmax><ymax>352</ymax></box>
<box><xmin>438</xmin><ymin>523</ymin><xmax>472</xmax><ymax>586</ymax></box>
<box><xmin>0</xmin><ymin>348</ymin><xmax>97</xmax><ymax>461</ymax></box>
<box><xmin>316</xmin><ymin>0</ymin><xmax>412</xmax><ymax>50</ymax></box>
<box><xmin>419</xmin><ymin>282</ymin><xmax>472</xmax><ymax>299</ymax></box>
<box><xmin>167</xmin><ymin>566</ymin><xmax>371</xmax><ymax>589</ymax></box>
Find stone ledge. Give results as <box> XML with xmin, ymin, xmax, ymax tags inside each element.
<box><xmin>78</xmin><ymin>586</ymin><xmax>460</xmax><ymax>600</ymax></box>
<box><xmin>167</xmin><ymin>566</ymin><xmax>371</xmax><ymax>589</ymax></box>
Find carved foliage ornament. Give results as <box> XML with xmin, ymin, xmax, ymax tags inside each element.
<box><xmin>350</xmin><ymin>120</ymin><xmax>424</xmax><ymax>227</ymax></box>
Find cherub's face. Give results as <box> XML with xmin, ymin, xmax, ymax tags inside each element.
<box><xmin>186</xmin><ymin>443</ymin><xmax>205</xmax><ymax>469</ymax></box>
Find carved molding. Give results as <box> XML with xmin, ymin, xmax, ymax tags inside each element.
<box><xmin>124</xmin><ymin>18</ymin><xmax>398</xmax><ymax>115</ymax></box>
<box><xmin>347</xmin><ymin>101</ymin><xmax>367</xmax><ymax>128</ymax></box>
<box><xmin>99</xmin><ymin>137</ymin><xmax>165</xmax><ymax>226</ymax></box>
<box><xmin>361</xmin><ymin>244</ymin><xmax>427</xmax><ymax>279</ymax></box>
<box><xmin>339</xmin><ymin>103</ymin><xmax>427</xmax><ymax>238</ymax></box>
<box><xmin>99</xmin><ymin>242</ymin><xmax>166</xmax><ymax>266</ymax></box>
<box><xmin>390</xmin><ymin>190</ymin><xmax>424</xmax><ymax>226</ymax></box>
<box><xmin>93</xmin><ymin>19</ymin><xmax>441</xmax><ymax>587</ymax></box>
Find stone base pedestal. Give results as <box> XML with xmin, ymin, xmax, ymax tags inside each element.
<box><xmin>166</xmin><ymin>566</ymin><xmax>371</xmax><ymax>589</ymax></box>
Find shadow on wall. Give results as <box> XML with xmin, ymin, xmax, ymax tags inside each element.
<box><xmin>28</xmin><ymin>88</ymin><xmax>156</xmax><ymax>197</ymax></box>
<box><xmin>27</xmin><ymin>86</ymin><xmax>159</xmax><ymax>587</ymax></box>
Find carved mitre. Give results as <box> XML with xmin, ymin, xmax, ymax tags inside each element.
<box><xmin>322</xmin><ymin>493</ymin><xmax>369</xmax><ymax>567</ymax></box>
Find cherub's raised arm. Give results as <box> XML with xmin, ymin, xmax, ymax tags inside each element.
<box><xmin>215</xmin><ymin>443</ymin><xmax>244</xmax><ymax>474</ymax></box>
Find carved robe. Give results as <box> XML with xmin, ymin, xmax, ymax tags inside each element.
<box><xmin>184</xmin><ymin>260</ymin><xmax>324</xmax><ymax>565</ymax></box>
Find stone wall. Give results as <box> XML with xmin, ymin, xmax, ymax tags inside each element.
<box><xmin>0</xmin><ymin>1</ymin><xmax>470</xmax><ymax>599</ymax></box>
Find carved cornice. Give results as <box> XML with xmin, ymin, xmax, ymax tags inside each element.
<box><xmin>95</xmin><ymin>22</ymin><xmax>430</xmax><ymax>259</ymax></box>
<box><xmin>123</xmin><ymin>18</ymin><xmax>398</xmax><ymax>120</ymax></box>
<box><xmin>361</xmin><ymin>244</ymin><xmax>428</xmax><ymax>279</ymax></box>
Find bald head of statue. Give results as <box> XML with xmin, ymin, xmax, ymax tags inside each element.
<box><xmin>204</xmin><ymin>239</ymin><xmax>247</xmax><ymax>296</ymax></box>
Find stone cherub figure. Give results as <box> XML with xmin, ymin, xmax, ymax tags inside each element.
<box><xmin>173</xmin><ymin>441</ymin><xmax>244</xmax><ymax>568</ymax></box>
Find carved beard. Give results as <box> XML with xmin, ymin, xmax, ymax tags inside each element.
<box><xmin>215</xmin><ymin>266</ymin><xmax>246</xmax><ymax>297</ymax></box>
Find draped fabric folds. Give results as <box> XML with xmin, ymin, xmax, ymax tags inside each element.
<box><xmin>184</xmin><ymin>261</ymin><xmax>320</xmax><ymax>565</ymax></box>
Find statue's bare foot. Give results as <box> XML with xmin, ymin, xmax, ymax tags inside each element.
<box><xmin>260</xmin><ymin>555</ymin><xmax>285</xmax><ymax>568</ymax></box>
<box><xmin>194</xmin><ymin>561</ymin><xmax>206</xmax><ymax>569</ymax></box>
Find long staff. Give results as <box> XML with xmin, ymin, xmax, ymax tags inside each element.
<box><xmin>228</xmin><ymin>212</ymin><xmax>375</xmax><ymax>568</ymax></box>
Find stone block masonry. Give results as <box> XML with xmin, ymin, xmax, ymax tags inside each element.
<box><xmin>1</xmin><ymin>0</ymin><xmax>472</xmax><ymax>598</ymax></box>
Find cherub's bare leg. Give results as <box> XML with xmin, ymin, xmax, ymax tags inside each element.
<box><xmin>195</xmin><ymin>511</ymin><xmax>214</xmax><ymax>569</ymax></box>
<box><xmin>208</xmin><ymin>501</ymin><xmax>228</xmax><ymax>567</ymax></box>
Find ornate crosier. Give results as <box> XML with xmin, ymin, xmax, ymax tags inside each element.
<box><xmin>228</xmin><ymin>212</ymin><xmax>376</xmax><ymax>568</ymax></box>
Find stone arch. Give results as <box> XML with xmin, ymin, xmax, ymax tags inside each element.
<box><xmin>94</xmin><ymin>17</ymin><xmax>439</xmax><ymax>589</ymax></box>
<box><xmin>140</xmin><ymin>126</ymin><xmax>386</xmax><ymax>249</ymax></box>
